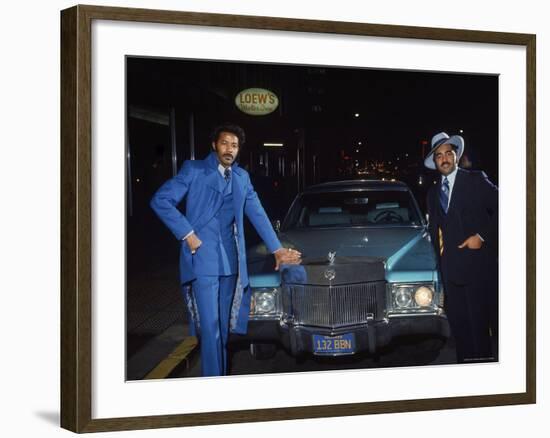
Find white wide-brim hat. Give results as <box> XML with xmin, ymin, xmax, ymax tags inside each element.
<box><xmin>424</xmin><ymin>132</ymin><xmax>465</xmax><ymax>170</ymax></box>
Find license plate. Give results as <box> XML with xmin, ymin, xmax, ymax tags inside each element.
<box><xmin>312</xmin><ymin>333</ymin><xmax>355</xmax><ymax>355</ymax></box>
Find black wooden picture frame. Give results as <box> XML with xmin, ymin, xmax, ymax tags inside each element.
<box><xmin>60</xmin><ymin>4</ymin><xmax>536</xmax><ymax>433</ymax></box>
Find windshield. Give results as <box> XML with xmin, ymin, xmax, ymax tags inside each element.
<box><xmin>282</xmin><ymin>189</ymin><xmax>423</xmax><ymax>230</ymax></box>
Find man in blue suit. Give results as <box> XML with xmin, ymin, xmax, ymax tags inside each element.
<box><xmin>150</xmin><ymin>124</ymin><xmax>301</xmax><ymax>376</ymax></box>
<box><xmin>425</xmin><ymin>132</ymin><xmax>498</xmax><ymax>363</ymax></box>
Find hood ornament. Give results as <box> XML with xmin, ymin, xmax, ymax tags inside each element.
<box><xmin>324</xmin><ymin>268</ymin><xmax>336</xmax><ymax>281</ymax></box>
<box><xmin>327</xmin><ymin>251</ymin><xmax>336</xmax><ymax>265</ymax></box>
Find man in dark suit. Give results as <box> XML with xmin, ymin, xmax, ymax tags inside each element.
<box><xmin>425</xmin><ymin>132</ymin><xmax>498</xmax><ymax>363</ymax></box>
<box><xmin>150</xmin><ymin>123</ymin><xmax>301</xmax><ymax>376</ymax></box>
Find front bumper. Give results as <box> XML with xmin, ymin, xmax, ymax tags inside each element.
<box><xmin>238</xmin><ymin>314</ymin><xmax>450</xmax><ymax>356</ymax></box>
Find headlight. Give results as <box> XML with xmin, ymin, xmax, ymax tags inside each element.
<box><xmin>254</xmin><ymin>292</ymin><xmax>276</xmax><ymax>313</ymax></box>
<box><xmin>414</xmin><ymin>286</ymin><xmax>434</xmax><ymax>307</ymax></box>
<box><xmin>389</xmin><ymin>283</ymin><xmax>436</xmax><ymax>312</ymax></box>
<box><xmin>250</xmin><ymin>288</ymin><xmax>281</xmax><ymax>317</ymax></box>
<box><xmin>394</xmin><ymin>288</ymin><xmax>412</xmax><ymax>308</ymax></box>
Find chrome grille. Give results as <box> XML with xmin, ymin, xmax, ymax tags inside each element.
<box><xmin>284</xmin><ymin>282</ymin><xmax>383</xmax><ymax>328</ymax></box>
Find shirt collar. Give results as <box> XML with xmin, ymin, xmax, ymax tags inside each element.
<box><xmin>442</xmin><ymin>166</ymin><xmax>458</xmax><ymax>185</ymax></box>
<box><xmin>218</xmin><ymin>164</ymin><xmax>231</xmax><ymax>177</ymax></box>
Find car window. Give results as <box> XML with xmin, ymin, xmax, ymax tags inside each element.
<box><xmin>283</xmin><ymin>189</ymin><xmax>422</xmax><ymax>229</ymax></box>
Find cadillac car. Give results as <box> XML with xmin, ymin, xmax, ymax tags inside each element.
<box><xmin>244</xmin><ymin>180</ymin><xmax>450</xmax><ymax>359</ymax></box>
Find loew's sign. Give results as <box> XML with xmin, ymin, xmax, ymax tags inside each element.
<box><xmin>235</xmin><ymin>88</ymin><xmax>279</xmax><ymax>116</ymax></box>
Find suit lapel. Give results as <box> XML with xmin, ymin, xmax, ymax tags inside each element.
<box><xmin>447</xmin><ymin>169</ymin><xmax>464</xmax><ymax>214</ymax></box>
<box><xmin>197</xmin><ymin>155</ymin><xmax>245</xmax><ymax>228</ymax></box>
<box><xmin>204</xmin><ymin>152</ymin><xmax>224</xmax><ymax>194</ymax></box>
<box><xmin>231</xmin><ymin>165</ymin><xmax>245</xmax><ymax>217</ymax></box>
<box><xmin>192</xmin><ymin>153</ymin><xmax>224</xmax><ymax>232</ymax></box>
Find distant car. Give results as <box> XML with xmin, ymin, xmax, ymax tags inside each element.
<box><xmin>243</xmin><ymin>180</ymin><xmax>450</xmax><ymax>359</ymax></box>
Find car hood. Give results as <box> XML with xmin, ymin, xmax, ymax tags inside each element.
<box><xmin>247</xmin><ymin>226</ymin><xmax>436</xmax><ymax>277</ymax></box>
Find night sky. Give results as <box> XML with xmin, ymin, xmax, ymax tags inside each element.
<box><xmin>126</xmin><ymin>56</ymin><xmax>498</xmax><ymax>219</ymax></box>
<box><xmin>127</xmin><ymin>56</ymin><xmax>497</xmax><ymax>171</ymax></box>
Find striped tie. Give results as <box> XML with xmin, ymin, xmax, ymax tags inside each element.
<box><xmin>439</xmin><ymin>177</ymin><xmax>449</xmax><ymax>214</ymax></box>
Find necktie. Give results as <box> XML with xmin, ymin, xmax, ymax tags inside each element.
<box><xmin>224</xmin><ymin>167</ymin><xmax>231</xmax><ymax>182</ymax></box>
<box><xmin>439</xmin><ymin>177</ymin><xmax>449</xmax><ymax>214</ymax></box>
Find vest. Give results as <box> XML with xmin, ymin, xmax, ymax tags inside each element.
<box><xmin>191</xmin><ymin>175</ymin><xmax>238</xmax><ymax>276</ymax></box>
<box><xmin>217</xmin><ymin>184</ymin><xmax>238</xmax><ymax>275</ymax></box>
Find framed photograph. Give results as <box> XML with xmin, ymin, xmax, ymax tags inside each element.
<box><xmin>61</xmin><ymin>4</ymin><xmax>536</xmax><ymax>433</ymax></box>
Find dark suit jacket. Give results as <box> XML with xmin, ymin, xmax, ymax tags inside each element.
<box><xmin>427</xmin><ymin>168</ymin><xmax>498</xmax><ymax>285</ymax></box>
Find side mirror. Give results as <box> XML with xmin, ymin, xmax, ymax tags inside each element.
<box><xmin>272</xmin><ymin>219</ymin><xmax>281</xmax><ymax>233</ymax></box>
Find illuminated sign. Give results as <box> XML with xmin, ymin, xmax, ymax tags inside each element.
<box><xmin>235</xmin><ymin>88</ymin><xmax>279</xmax><ymax>116</ymax></box>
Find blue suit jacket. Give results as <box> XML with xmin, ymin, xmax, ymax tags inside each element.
<box><xmin>150</xmin><ymin>152</ymin><xmax>282</xmax><ymax>333</ymax></box>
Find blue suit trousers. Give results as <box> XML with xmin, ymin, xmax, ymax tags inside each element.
<box><xmin>192</xmin><ymin>275</ymin><xmax>237</xmax><ymax>376</ymax></box>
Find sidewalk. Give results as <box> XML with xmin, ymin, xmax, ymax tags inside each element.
<box><xmin>126</xmin><ymin>259</ymin><xmax>201</xmax><ymax>379</ymax></box>
<box><xmin>127</xmin><ymin>322</ymin><xmax>201</xmax><ymax>380</ymax></box>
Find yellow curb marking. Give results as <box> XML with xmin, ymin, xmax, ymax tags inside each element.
<box><xmin>144</xmin><ymin>336</ymin><xmax>198</xmax><ymax>380</ymax></box>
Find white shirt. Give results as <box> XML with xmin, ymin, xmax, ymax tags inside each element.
<box><xmin>441</xmin><ymin>166</ymin><xmax>458</xmax><ymax>210</ymax></box>
<box><xmin>218</xmin><ymin>164</ymin><xmax>231</xmax><ymax>178</ymax></box>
